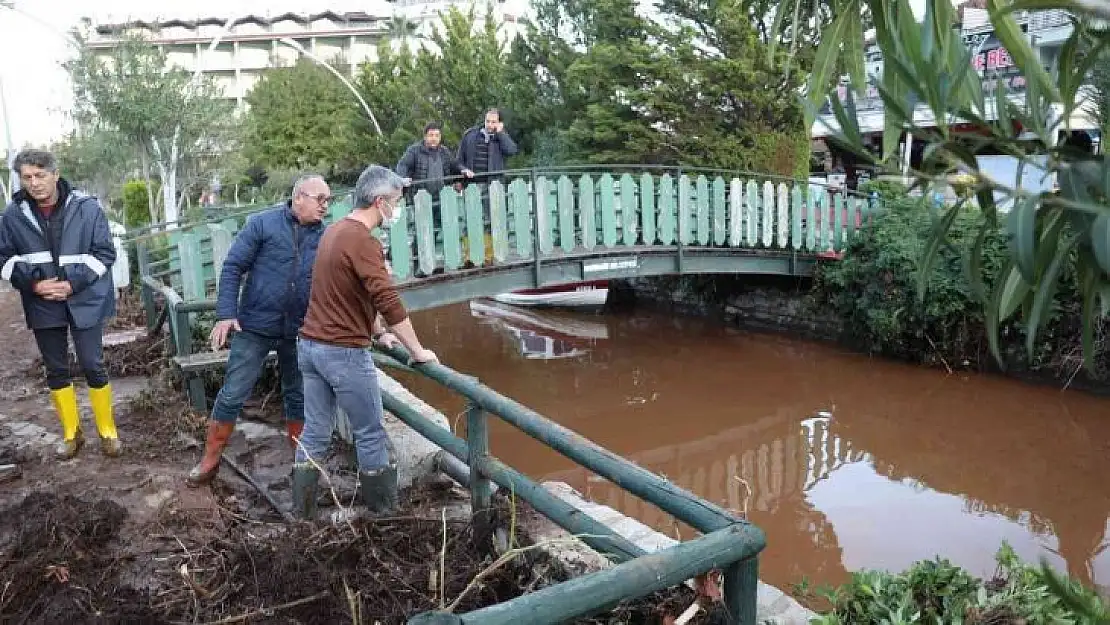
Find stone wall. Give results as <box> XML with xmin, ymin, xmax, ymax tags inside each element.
<box><xmin>618</xmin><ymin>275</ymin><xmax>843</xmax><ymax>342</ymax></box>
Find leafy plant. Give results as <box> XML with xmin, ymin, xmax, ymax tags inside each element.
<box><xmin>797</xmin><ymin>0</ymin><xmax>1110</xmax><ymax>372</ymax></box>
<box><xmin>810</xmin><ymin>543</ymin><xmax>1105</xmax><ymax>624</ymax></box>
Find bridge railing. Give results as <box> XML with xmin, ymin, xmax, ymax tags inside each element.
<box><xmin>367</xmin><ymin>343</ymin><xmax>765</xmax><ymax>625</ymax></box>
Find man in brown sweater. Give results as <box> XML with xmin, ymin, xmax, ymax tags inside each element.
<box><xmin>292</xmin><ymin>164</ymin><xmax>438</xmax><ymax>519</ymax></box>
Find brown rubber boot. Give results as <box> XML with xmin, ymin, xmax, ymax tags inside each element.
<box><xmin>285</xmin><ymin>420</ymin><xmax>304</xmax><ymax>452</ymax></box>
<box><xmin>186</xmin><ymin>421</ymin><xmax>235</xmax><ymax>488</ymax></box>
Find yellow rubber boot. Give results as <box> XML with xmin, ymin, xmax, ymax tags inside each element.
<box><xmin>89</xmin><ymin>384</ymin><xmax>122</xmax><ymax>457</ymax></box>
<box><xmin>50</xmin><ymin>385</ymin><xmax>84</xmax><ymax>460</ymax></box>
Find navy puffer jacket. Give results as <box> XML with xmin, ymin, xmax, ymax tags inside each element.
<box><xmin>0</xmin><ymin>179</ymin><xmax>116</xmax><ymax>330</ymax></box>
<box><xmin>215</xmin><ymin>203</ymin><xmax>323</xmax><ymax>339</ymax></box>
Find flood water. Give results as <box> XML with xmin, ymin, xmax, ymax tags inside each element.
<box><xmin>395</xmin><ymin>299</ymin><xmax>1110</xmax><ymax>594</ymax></box>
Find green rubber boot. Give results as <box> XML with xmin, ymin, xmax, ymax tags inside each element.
<box><xmin>291</xmin><ymin>463</ymin><xmax>320</xmax><ymax>520</ymax></box>
<box><xmin>357</xmin><ymin>464</ymin><xmax>398</xmax><ymax>515</ymax></box>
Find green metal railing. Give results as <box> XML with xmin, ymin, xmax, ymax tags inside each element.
<box><xmin>369</xmin><ymin>344</ymin><xmax>765</xmax><ymax>624</ymax></box>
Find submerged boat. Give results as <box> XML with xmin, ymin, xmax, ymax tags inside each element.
<box><xmin>490</xmin><ymin>280</ymin><xmax>609</xmax><ymax>311</ymax></box>
<box><xmin>468</xmin><ymin>299</ymin><xmax>609</xmax><ymax>360</ymax></box>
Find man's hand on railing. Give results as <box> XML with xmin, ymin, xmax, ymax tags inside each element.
<box><xmin>402</xmin><ymin>177</ymin><xmax>413</xmax><ymax>187</ymax></box>
<box><xmin>210</xmin><ymin>319</ymin><xmax>241</xmax><ymax>351</ymax></box>
<box><xmin>462</xmin><ymin>169</ymin><xmax>475</xmax><ymax>179</ymax></box>
<box><xmin>410</xmin><ymin>348</ymin><xmax>438</xmax><ymax>365</ymax></box>
<box><xmin>373</xmin><ymin>331</ymin><xmax>402</xmax><ymax>349</ymax></box>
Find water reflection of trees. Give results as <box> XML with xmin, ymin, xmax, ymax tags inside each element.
<box><xmin>543</xmin><ymin>415</ymin><xmax>858</xmax><ymax>586</ymax></box>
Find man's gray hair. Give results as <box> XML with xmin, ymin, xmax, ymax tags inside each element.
<box><xmin>353</xmin><ymin>165</ymin><xmax>404</xmax><ymax>209</ymax></box>
<box><xmin>291</xmin><ymin>173</ymin><xmax>326</xmax><ymax>197</ymax></box>
<box><xmin>12</xmin><ymin>149</ymin><xmax>58</xmax><ymax>174</ymax></box>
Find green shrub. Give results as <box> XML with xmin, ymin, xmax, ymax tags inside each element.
<box><xmin>809</xmin><ymin>544</ymin><xmax>1105</xmax><ymax>624</ymax></box>
<box><xmin>121</xmin><ymin>180</ymin><xmax>157</xmax><ymax>228</ymax></box>
<box><xmin>811</xmin><ymin>193</ymin><xmax>1011</xmax><ymax>367</ymax></box>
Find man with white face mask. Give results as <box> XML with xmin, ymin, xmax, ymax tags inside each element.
<box><xmin>291</xmin><ymin>165</ymin><xmax>438</xmax><ymax>519</ymax></box>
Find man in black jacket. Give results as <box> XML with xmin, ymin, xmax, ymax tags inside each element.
<box><xmin>456</xmin><ymin>108</ymin><xmax>519</xmax><ymax>184</ymax></box>
<box><xmin>395</xmin><ymin>122</ymin><xmax>473</xmax><ymax>236</ymax></box>
<box><xmin>0</xmin><ymin>149</ymin><xmax>119</xmax><ymax>460</ymax></box>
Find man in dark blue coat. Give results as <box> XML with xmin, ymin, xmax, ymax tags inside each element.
<box><xmin>456</xmin><ymin>108</ymin><xmax>519</xmax><ymax>184</ymax></box>
<box><xmin>186</xmin><ymin>174</ymin><xmax>331</xmax><ymax>487</ymax></box>
<box><xmin>0</xmin><ymin>149</ymin><xmax>118</xmax><ymax>460</ymax></box>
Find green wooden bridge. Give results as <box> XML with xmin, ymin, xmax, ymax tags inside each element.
<box><xmin>128</xmin><ymin>166</ymin><xmax>877</xmax><ymax>624</ymax></box>
<box><xmin>134</xmin><ymin>166</ymin><xmax>873</xmax><ymax>315</ymax></box>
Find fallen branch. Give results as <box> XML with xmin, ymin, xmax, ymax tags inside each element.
<box><xmin>220</xmin><ymin>453</ymin><xmax>294</xmax><ymax>523</ymax></box>
<box><xmin>198</xmin><ymin>591</ymin><xmax>329</xmax><ymax>624</ymax></box>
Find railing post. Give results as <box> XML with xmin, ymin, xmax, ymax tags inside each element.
<box><xmin>466</xmin><ymin>400</ymin><xmax>494</xmax><ymax>549</ymax></box>
<box><xmin>675</xmin><ymin>166</ymin><xmax>685</xmax><ymax>274</ymax></box>
<box><xmin>172</xmin><ymin>303</ymin><xmax>205</xmax><ymax>411</ymax></box>
<box><xmin>723</xmin><ymin>556</ymin><xmax>759</xmax><ymax>624</ymax></box>
<box><xmin>529</xmin><ymin>168</ymin><xmax>542</xmax><ymax>287</ymax></box>
<box><xmin>136</xmin><ymin>241</ymin><xmax>157</xmax><ymax>330</ymax></box>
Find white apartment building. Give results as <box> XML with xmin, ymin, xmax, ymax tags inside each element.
<box><xmin>83</xmin><ymin>1</ymin><xmax>524</xmax><ymax>108</ymax></box>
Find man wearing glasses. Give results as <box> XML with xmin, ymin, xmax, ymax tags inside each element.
<box><xmin>187</xmin><ymin>174</ymin><xmax>332</xmax><ymax>487</ymax></box>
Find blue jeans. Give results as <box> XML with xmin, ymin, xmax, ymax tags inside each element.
<box><xmin>294</xmin><ymin>338</ymin><xmax>390</xmax><ymax>471</ymax></box>
<box><xmin>210</xmin><ymin>330</ymin><xmax>303</xmax><ymax>423</ymax></box>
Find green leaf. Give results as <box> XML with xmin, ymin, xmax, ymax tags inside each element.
<box><xmin>1025</xmin><ymin>232</ymin><xmax>1081</xmax><ymax>358</ymax></box>
<box><xmin>966</xmin><ymin>223</ymin><xmax>992</xmax><ymax>302</ymax></box>
<box><xmin>1093</xmin><ymin>214</ymin><xmax>1110</xmax><ymax>276</ymax></box>
<box><xmin>808</xmin><ymin>8</ymin><xmax>852</xmax><ymax>113</ymax></box>
<box><xmin>999</xmin><ymin>264</ymin><xmax>1031</xmax><ymax>321</ymax></box>
<box><xmin>987</xmin><ymin>0</ymin><xmax>1062</xmax><ymax>104</ymax></box>
<box><xmin>917</xmin><ymin>199</ymin><xmax>963</xmax><ymax>302</ymax></box>
<box><xmin>1007</xmin><ymin>196</ymin><xmax>1038</xmax><ymax>285</ymax></box>
<box><xmin>845</xmin><ymin>0</ymin><xmax>867</xmax><ymax>95</ymax></box>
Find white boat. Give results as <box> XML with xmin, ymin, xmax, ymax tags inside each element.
<box><xmin>490</xmin><ymin>280</ymin><xmax>609</xmax><ymax>311</ymax></box>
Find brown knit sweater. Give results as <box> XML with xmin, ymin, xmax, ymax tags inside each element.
<box><xmin>300</xmin><ymin>218</ymin><xmax>407</xmax><ymax>347</ymax></box>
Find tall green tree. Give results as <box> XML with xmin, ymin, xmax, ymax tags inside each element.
<box><xmin>66</xmin><ymin>34</ymin><xmax>233</xmax><ymax>225</ymax></box>
<box><xmin>242</xmin><ymin>58</ymin><xmax>363</xmax><ymax>171</ymax></box>
<box><xmin>352</xmin><ymin>42</ymin><xmax>437</xmax><ymax>166</ymax></box>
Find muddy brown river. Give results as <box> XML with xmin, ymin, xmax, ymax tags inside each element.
<box><xmin>395</xmin><ymin>299</ymin><xmax>1110</xmax><ymax>593</ymax></box>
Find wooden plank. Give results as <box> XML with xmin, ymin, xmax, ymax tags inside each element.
<box><xmin>209</xmin><ymin>224</ymin><xmax>233</xmax><ymax>278</ymax></box>
<box><xmin>329</xmin><ymin>193</ymin><xmax>353</xmax><ymax>221</ymax></box>
<box><xmin>599</xmin><ymin>174</ymin><xmax>618</xmax><ymax>248</ymax></box>
<box><xmin>389</xmin><ymin>198</ymin><xmax>412</xmax><ymax>280</ymax></box>
<box><xmin>178</xmin><ymin>233</ymin><xmax>204</xmax><ymax>301</ymax></box>
<box><xmin>487</xmin><ymin>184</ymin><xmax>507</xmax><ymax>264</ymax></box>
<box><xmin>537</xmin><ymin>176</ymin><xmax>554</xmax><ymax>254</ymax></box>
<box><xmin>678</xmin><ymin>175</ymin><xmax>693</xmax><ymax>245</ymax></box>
<box><xmin>557</xmin><ymin>176</ymin><xmax>576</xmax><ymax>253</ymax></box>
<box><xmin>817</xmin><ymin>191</ymin><xmax>831</xmax><ymax>251</ymax></box>
<box><xmin>833</xmin><ymin>193</ymin><xmax>845</xmax><ymax>252</ymax></box>
<box><xmin>657</xmin><ymin>174</ymin><xmax>676</xmax><ymax>245</ymax></box>
<box><xmin>441</xmin><ymin>187</ymin><xmax>462</xmax><ymax>270</ymax></box>
<box><xmin>578</xmin><ymin>175</ymin><xmax>596</xmax><ymax>250</ymax></box>
<box><xmin>805</xmin><ymin>189</ymin><xmax>818</xmax><ymax>251</ymax></box>
<box><xmin>728</xmin><ymin>178</ymin><xmax>743</xmax><ymax>247</ymax></box>
<box><xmin>791</xmin><ymin>186</ymin><xmax>804</xmax><ymax>251</ymax></box>
<box><xmin>640</xmin><ymin>173</ymin><xmax>656</xmax><ymax>246</ymax></box>
<box><xmin>619</xmin><ymin>173</ymin><xmax>638</xmax><ymax>246</ymax></box>
<box><xmin>777</xmin><ymin>183</ymin><xmax>789</xmax><ymax>249</ymax></box>
<box><xmin>761</xmin><ymin>181</ymin><xmax>774</xmax><ymax>248</ymax></box>
<box><xmin>509</xmin><ymin>179</ymin><xmax>533</xmax><ymax>258</ymax></box>
<box><xmin>414</xmin><ymin>191</ymin><xmax>436</xmax><ymax>275</ymax></box>
<box><xmin>174</xmin><ymin>349</ymin><xmax>276</xmax><ymax>372</ymax></box>
<box><xmin>695</xmin><ymin>175</ymin><xmax>710</xmax><ymax>245</ymax></box>
<box><xmin>712</xmin><ymin>177</ymin><xmax>727</xmax><ymax>246</ymax></box>
<box><xmin>745</xmin><ymin>181</ymin><xmax>759</xmax><ymax>247</ymax></box>
<box><xmin>847</xmin><ymin>196</ymin><xmax>860</xmax><ymax>241</ymax></box>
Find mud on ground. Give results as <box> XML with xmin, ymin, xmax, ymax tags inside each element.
<box><xmin>0</xmin><ymin>286</ymin><xmax>710</xmax><ymax>624</ymax></box>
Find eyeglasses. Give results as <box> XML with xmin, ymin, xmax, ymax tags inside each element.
<box><xmin>300</xmin><ymin>192</ymin><xmax>333</xmax><ymax>206</ymax></box>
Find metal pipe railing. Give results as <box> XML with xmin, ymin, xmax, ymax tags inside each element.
<box><xmin>378</xmin><ymin>345</ymin><xmax>739</xmax><ymax>534</ymax></box>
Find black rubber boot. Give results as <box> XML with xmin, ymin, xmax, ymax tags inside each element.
<box><xmin>357</xmin><ymin>464</ymin><xmax>398</xmax><ymax>515</ymax></box>
<box><xmin>291</xmin><ymin>463</ymin><xmax>320</xmax><ymax>520</ymax></box>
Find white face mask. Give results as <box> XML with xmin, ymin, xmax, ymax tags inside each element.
<box><xmin>380</xmin><ymin>199</ymin><xmax>403</xmax><ymax>228</ymax></box>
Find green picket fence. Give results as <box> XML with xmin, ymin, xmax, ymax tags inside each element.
<box><xmin>137</xmin><ymin>172</ymin><xmax>871</xmax><ymax>303</ymax></box>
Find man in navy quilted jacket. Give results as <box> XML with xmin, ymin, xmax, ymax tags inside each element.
<box><xmin>186</xmin><ymin>174</ymin><xmax>331</xmax><ymax>487</ymax></box>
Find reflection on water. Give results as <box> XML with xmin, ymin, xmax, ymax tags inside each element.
<box><xmin>397</xmin><ymin>301</ymin><xmax>1110</xmax><ymax>592</ymax></box>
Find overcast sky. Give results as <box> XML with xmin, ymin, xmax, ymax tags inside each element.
<box><xmin>0</xmin><ymin>0</ymin><xmax>927</xmax><ymax>150</ymax></box>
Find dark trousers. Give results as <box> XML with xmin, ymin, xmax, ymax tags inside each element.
<box><xmin>33</xmin><ymin>323</ymin><xmax>108</xmax><ymax>391</ymax></box>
